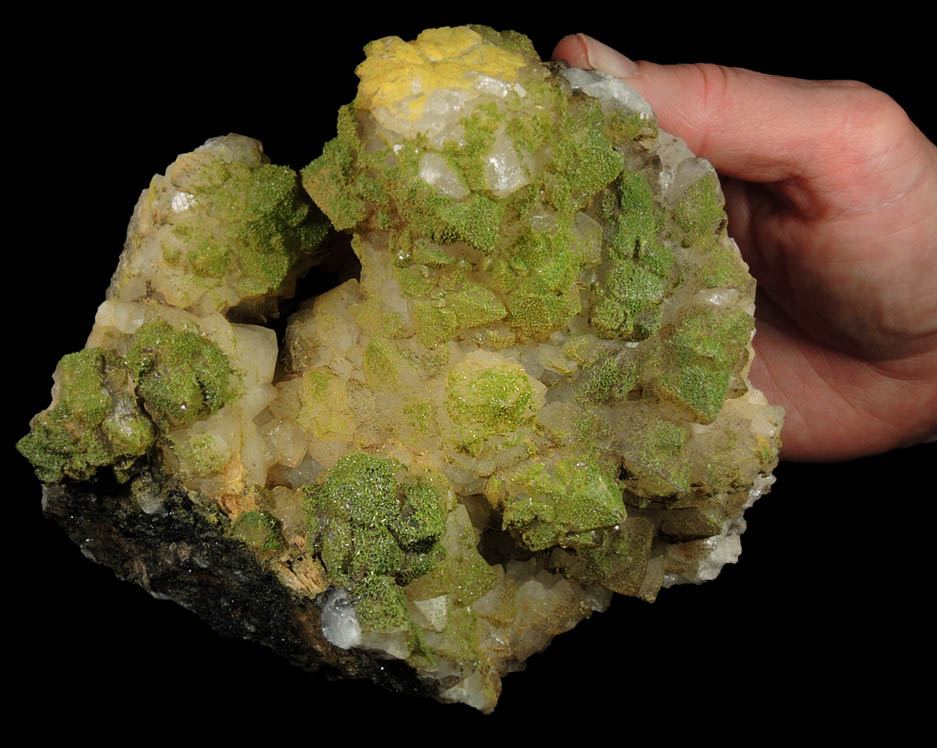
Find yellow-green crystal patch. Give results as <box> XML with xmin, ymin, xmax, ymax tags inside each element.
<box><xmin>125</xmin><ymin>321</ymin><xmax>234</xmax><ymax>429</ymax></box>
<box><xmin>303</xmin><ymin>454</ymin><xmax>446</xmax><ymax>634</ymax></box>
<box><xmin>18</xmin><ymin>349</ymin><xmax>155</xmax><ymax>483</ymax></box>
<box><xmin>490</xmin><ymin>457</ymin><xmax>626</xmax><ymax>552</ymax></box>
<box><xmin>446</xmin><ymin>362</ymin><xmax>536</xmax><ymax>450</ymax></box>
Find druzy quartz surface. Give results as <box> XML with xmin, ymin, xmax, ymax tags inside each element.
<box><xmin>20</xmin><ymin>26</ymin><xmax>782</xmax><ymax>711</ymax></box>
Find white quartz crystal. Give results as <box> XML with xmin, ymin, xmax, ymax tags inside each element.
<box><xmin>321</xmin><ymin>589</ymin><xmax>362</xmax><ymax>650</ymax></box>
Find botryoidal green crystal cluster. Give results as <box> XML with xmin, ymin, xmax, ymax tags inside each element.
<box><xmin>19</xmin><ymin>26</ymin><xmax>782</xmax><ymax>711</ymax></box>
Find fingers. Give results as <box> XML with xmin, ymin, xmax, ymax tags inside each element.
<box><xmin>553</xmin><ymin>33</ymin><xmax>638</xmax><ymax>77</ymax></box>
<box><xmin>552</xmin><ymin>34</ymin><xmax>891</xmax><ymax>188</ymax></box>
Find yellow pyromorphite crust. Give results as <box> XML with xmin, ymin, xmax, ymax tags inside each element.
<box><xmin>356</xmin><ymin>26</ymin><xmax>527</xmax><ymax>122</ymax></box>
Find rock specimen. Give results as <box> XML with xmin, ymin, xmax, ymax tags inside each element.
<box><xmin>20</xmin><ymin>26</ymin><xmax>782</xmax><ymax>711</ymax></box>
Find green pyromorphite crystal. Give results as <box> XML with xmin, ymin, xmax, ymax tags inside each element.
<box><xmin>125</xmin><ymin>321</ymin><xmax>235</xmax><ymax>428</ymax></box>
<box><xmin>112</xmin><ymin>134</ymin><xmax>330</xmax><ymax>316</ymax></box>
<box><xmin>18</xmin><ymin>319</ymin><xmax>235</xmax><ymax>484</ymax></box>
<box><xmin>18</xmin><ymin>349</ymin><xmax>154</xmax><ymax>483</ymax></box>
<box><xmin>489</xmin><ymin>456</ymin><xmax>626</xmax><ymax>552</ymax></box>
<box><xmin>302</xmin><ymin>454</ymin><xmax>447</xmax><ymax>633</ymax></box>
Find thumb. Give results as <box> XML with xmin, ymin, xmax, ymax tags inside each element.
<box><xmin>552</xmin><ymin>33</ymin><xmax>879</xmax><ymax>187</ymax></box>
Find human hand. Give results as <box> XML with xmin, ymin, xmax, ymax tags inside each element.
<box><xmin>554</xmin><ymin>34</ymin><xmax>937</xmax><ymax>461</ymax></box>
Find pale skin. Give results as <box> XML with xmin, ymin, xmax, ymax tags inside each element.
<box><xmin>553</xmin><ymin>34</ymin><xmax>937</xmax><ymax>462</ymax></box>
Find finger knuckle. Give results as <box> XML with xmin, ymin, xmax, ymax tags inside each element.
<box><xmin>684</xmin><ymin>62</ymin><xmax>735</xmax><ymax>112</ymax></box>
<box><xmin>679</xmin><ymin>63</ymin><xmax>737</xmax><ymax>152</ymax></box>
<box><xmin>837</xmin><ymin>82</ymin><xmax>912</xmax><ymax>157</ymax></box>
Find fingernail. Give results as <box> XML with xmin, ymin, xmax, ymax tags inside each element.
<box><xmin>578</xmin><ymin>34</ymin><xmax>639</xmax><ymax>78</ymax></box>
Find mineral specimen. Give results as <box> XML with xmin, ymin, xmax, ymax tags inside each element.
<box><xmin>20</xmin><ymin>25</ymin><xmax>782</xmax><ymax>711</ymax></box>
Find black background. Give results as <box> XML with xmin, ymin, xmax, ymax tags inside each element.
<box><xmin>12</xmin><ymin>9</ymin><xmax>932</xmax><ymax>738</ymax></box>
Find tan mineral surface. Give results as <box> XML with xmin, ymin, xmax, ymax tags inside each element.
<box><xmin>20</xmin><ymin>26</ymin><xmax>782</xmax><ymax>711</ymax></box>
